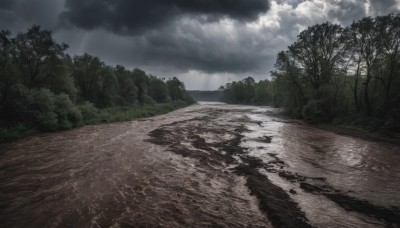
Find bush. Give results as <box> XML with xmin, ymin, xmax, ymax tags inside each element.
<box><xmin>383</xmin><ymin>108</ymin><xmax>400</xmax><ymax>132</ymax></box>
<box><xmin>54</xmin><ymin>93</ymin><xmax>82</xmax><ymax>129</ymax></box>
<box><xmin>302</xmin><ymin>100</ymin><xmax>331</xmax><ymax>123</ymax></box>
<box><xmin>30</xmin><ymin>89</ymin><xmax>59</xmax><ymax>131</ymax></box>
<box><xmin>2</xmin><ymin>86</ymin><xmax>82</xmax><ymax>131</ymax></box>
<box><xmin>0</xmin><ymin>124</ymin><xmax>37</xmax><ymax>143</ymax></box>
<box><xmin>78</xmin><ymin>101</ymin><xmax>98</xmax><ymax>121</ymax></box>
<box><xmin>142</xmin><ymin>95</ymin><xmax>156</xmax><ymax>105</ymax></box>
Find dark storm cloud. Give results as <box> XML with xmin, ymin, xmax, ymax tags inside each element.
<box><xmin>60</xmin><ymin>0</ymin><xmax>270</xmax><ymax>33</ymax></box>
<box><xmin>327</xmin><ymin>0</ymin><xmax>367</xmax><ymax>25</ymax></box>
<box><xmin>369</xmin><ymin>0</ymin><xmax>399</xmax><ymax>15</ymax></box>
<box><xmin>68</xmin><ymin>20</ymin><xmax>277</xmax><ymax>75</ymax></box>
<box><xmin>2</xmin><ymin>0</ymin><xmax>400</xmax><ymax>89</ymax></box>
<box><xmin>0</xmin><ymin>0</ymin><xmax>64</xmax><ymax>32</ymax></box>
<box><xmin>0</xmin><ymin>0</ymin><xmax>14</xmax><ymax>9</ymax></box>
<box><xmin>56</xmin><ymin>0</ymin><xmax>400</xmax><ymax>88</ymax></box>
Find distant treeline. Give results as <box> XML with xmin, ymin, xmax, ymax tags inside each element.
<box><xmin>222</xmin><ymin>14</ymin><xmax>400</xmax><ymax>131</ymax></box>
<box><xmin>188</xmin><ymin>90</ymin><xmax>223</xmax><ymax>102</ymax></box>
<box><xmin>0</xmin><ymin>26</ymin><xmax>194</xmax><ymax>142</ymax></box>
<box><xmin>221</xmin><ymin>77</ymin><xmax>274</xmax><ymax>105</ymax></box>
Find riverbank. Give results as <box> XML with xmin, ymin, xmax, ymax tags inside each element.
<box><xmin>247</xmin><ymin>106</ymin><xmax>400</xmax><ymax>146</ymax></box>
<box><xmin>313</xmin><ymin>123</ymin><xmax>400</xmax><ymax>146</ymax></box>
<box><xmin>287</xmin><ymin>113</ymin><xmax>400</xmax><ymax>146</ymax></box>
<box><xmin>0</xmin><ymin>101</ymin><xmax>192</xmax><ymax>143</ymax></box>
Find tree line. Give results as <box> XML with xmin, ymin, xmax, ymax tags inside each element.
<box><xmin>188</xmin><ymin>90</ymin><xmax>223</xmax><ymax>102</ymax></box>
<box><xmin>221</xmin><ymin>77</ymin><xmax>274</xmax><ymax>105</ymax></box>
<box><xmin>0</xmin><ymin>25</ymin><xmax>193</xmax><ymax>140</ymax></box>
<box><xmin>222</xmin><ymin>14</ymin><xmax>400</xmax><ymax>131</ymax></box>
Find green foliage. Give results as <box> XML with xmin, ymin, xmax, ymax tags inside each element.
<box><xmin>0</xmin><ymin>124</ymin><xmax>37</xmax><ymax>143</ymax></box>
<box><xmin>114</xmin><ymin>65</ymin><xmax>138</xmax><ymax>105</ymax></box>
<box><xmin>148</xmin><ymin>76</ymin><xmax>170</xmax><ymax>103</ymax></box>
<box><xmin>141</xmin><ymin>95</ymin><xmax>156</xmax><ymax>105</ymax></box>
<box><xmin>13</xmin><ymin>25</ymin><xmax>68</xmax><ymax>89</ymax></box>
<box><xmin>54</xmin><ymin>93</ymin><xmax>82</xmax><ymax>129</ymax></box>
<box><xmin>0</xmin><ymin>85</ymin><xmax>82</xmax><ymax>132</ymax></box>
<box><xmin>301</xmin><ymin>100</ymin><xmax>331</xmax><ymax>123</ymax></box>
<box><xmin>0</xmin><ymin>25</ymin><xmax>194</xmax><ymax>143</ymax></box>
<box><xmin>90</xmin><ymin>102</ymin><xmax>188</xmax><ymax>124</ymax></box>
<box><xmin>187</xmin><ymin>90</ymin><xmax>223</xmax><ymax>102</ymax></box>
<box><xmin>271</xmin><ymin>14</ymin><xmax>400</xmax><ymax>130</ymax></box>
<box><xmin>253</xmin><ymin>80</ymin><xmax>274</xmax><ymax>105</ymax></box>
<box><xmin>31</xmin><ymin>88</ymin><xmax>58</xmax><ymax>131</ymax></box>
<box><xmin>166</xmin><ymin>77</ymin><xmax>195</xmax><ymax>104</ymax></box>
<box><xmin>78</xmin><ymin>101</ymin><xmax>98</xmax><ymax>122</ymax></box>
<box><xmin>221</xmin><ymin>14</ymin><xmax>400</xmax><ymax>132</ymax></box>
<box><xmin>221</xmin><ymin>77</ymin><xmax>274</xmax><ymax>105</ymax></box>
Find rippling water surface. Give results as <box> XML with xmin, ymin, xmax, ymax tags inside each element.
<box><xmin>0</xmin><ymin>102</ymin><xmax>399</xmax><ymax>227</ymax></box>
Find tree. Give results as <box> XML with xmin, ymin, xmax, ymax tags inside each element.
<box><xmin>271</xmin><ymin>51</ymin><xmax>306</xmax><ymax>115</ymax></box>
<box><xmin>167</xmin><ymin>77</ymin><xmax>184</xmax><ymax>101</ymax></box>
<box><xmin>0</xmin><ymin>25</ymin><xmax>195</xmax><ymax>142</ymax></box>
<box><xmin>272</xmin><ymin>23</ymin><xmax>350</xmax><ymax>119</ymax></box>
<box><xmin>375</xmin><ymin>14</ymin><xmax>400</xmax><ymax>114</ymax></box>
<box><xmin>13</xmin><ymin>25</ymin><xmax>68</xmax><ymax>89</ymax></box>
<box><xmin>348</xmin><ymin>17</ymin><xmax>381</xmax><ymax>115</ymax></box>
<box><xmin>132</xmin><ymin>68</ymin><xmax>151</xmax><ymax>103</ymax></box>
<box><xmin>0</xmin><ymin>30</ymin><xmax>15</xmax><ymax>109</ymax></box>
<box><xmin>148</xmin><ymin>76</ymin><xmax>170</xmax><ymax>103</ymax></box>
<box><xmin>72</xmin><ymin>53</ymin><xmax>103</xmax><ymax>104</ymax></box>
<box><xmin>289</xmin><ymin>23</ymin><xmax>347</xmax><ymax>92</ymax></box>
<box><xmin>97</xmin><ymin>66</ymin><xmax>119</xmax><ymax>107</ymax></box>
<box><xmin>114</xmin><ymin>65</ymin><xmax>138</xmax><ymax>105</ymax></box>
<box><xmin>166</xmin><ymin>77</ymin><xmax>193</xmax><ymax>103</ymax></box>
<box><xmin>253</xmin><ymin>80</ymin><xmax>273</xmax><ymax>105</ymax></box>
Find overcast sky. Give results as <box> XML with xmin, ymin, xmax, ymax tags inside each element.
<box><xmin>1</xmin><ymin>0</ymin><xmax>400</xmax><ymax>90</ymax></box>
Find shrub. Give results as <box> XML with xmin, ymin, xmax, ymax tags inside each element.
<box><xmin>54</xmin><ymin>93</ymin><xmax>82</xmax><ymax>129</ymax></box>
<box><xmin>78</xmin><ymin>101</ymin><xmax>98</xmax><ymax>121</ymax></box>
<box><xmin>0</xmin><ymin>124</ymin><xmax>37</xmax><ymax>143</ymax></box>
<box><xmin>302</xmin><ymin>100</ymin><xmax>331</xmax><ymax>123</ymax></box>
<box><xmin>30</xmin><ymin>89</ymin><xmax>59</xmax><ymax>131</ymax></box>
<box><xmin>142</xmin><ymin>95</ymin><xmax>156</xmax><ymax>105</ymax></box>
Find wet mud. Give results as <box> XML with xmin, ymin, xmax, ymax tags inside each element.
<box><xmin>1</xmin><ymin>102</ymin><xmax>399</xmax><ymax>227</ymax></box>
<box><xmin>147</xmin><ymin>110</ymin><xmax>311</xmax><ymax>227</ymax></box>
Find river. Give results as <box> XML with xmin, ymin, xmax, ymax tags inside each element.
<box><xmin>0</xmin><ymin>102</ymin><xmax>399</xmax><ymax>227</ymax></box>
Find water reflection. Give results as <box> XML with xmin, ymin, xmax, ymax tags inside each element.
<box><xmin>243</xmin><ymin>108</ymin><xmax>400</xmax><ymax>227</ymax></box>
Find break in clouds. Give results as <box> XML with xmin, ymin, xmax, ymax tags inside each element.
<box><xmin>1</xmin><ymin>0</ymin><xmax>400</xmax><ymax>89</ymax></box>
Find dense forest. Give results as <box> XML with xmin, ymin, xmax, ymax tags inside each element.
<box><xmin>221</xmin><ymin>77</ymin><xmax>274</xmax><ymax>105</ymax></box>
<box><xmin>0</xmin><ymin>26</ymin><xmax>194</xmax><ymax>142</ymax></box>
<box><xmin>188</xmin><ymin>90</ymin><xmax>223</xmax><ymax>102</ymax></box>
<box><xmin>222</xmin><ymin>14</ymin><xmax>400</xmax><ymax>132</ymax></box>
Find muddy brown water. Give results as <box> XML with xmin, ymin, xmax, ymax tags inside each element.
<box><xmin>0</xmin><ymin>102</ymin><xmax>399</xmax><ymax>227</ymax></box>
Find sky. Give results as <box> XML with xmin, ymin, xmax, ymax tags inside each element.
<box><xmin>1</xmin><ymin>0</ymin><xmax>400</xmax><ymax>90</ymax></box>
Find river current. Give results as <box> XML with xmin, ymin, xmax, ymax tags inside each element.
<box><xmin>0</xmin><ymin>102</ymin><xmax>399</xmax><ymax>227</ymax></box>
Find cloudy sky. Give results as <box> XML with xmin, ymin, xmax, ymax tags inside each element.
<box><xmin>1</xmin><ymin>0</ymin><xmax>400</xmax><ymax>90</ymax></box>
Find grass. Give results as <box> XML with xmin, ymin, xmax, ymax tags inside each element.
<box><xmin>0</xmin><ymin>101</ymin><xmax>191</xmax><ymax>143</ymax></box>
<box><xmin>83</xmin><ymin>101</ymin><xmax>188</xmax><ymax>125</ymax></box>
<box><xmin>0</xmin><ymin>124</ymin><xmax>38</xmax><ymax>143</ymax></box>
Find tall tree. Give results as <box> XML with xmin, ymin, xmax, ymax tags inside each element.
<box><xmin>375</xmin><ymin>14</ymin><xmax>400</xmax><ymax>113</ymax></box>
<box><xmin>114</xmin><ymin>65</ymin><xmax>138</xmax><ymax>105</ymax></box>
<box><xmin>289</xmin><ymin>23</ymin><xmax>347</xmax><ymax>94</ymax></box>
<box><xmin>13</xmin><ymin>25</ymin><xmax>68</xmax><ymax>89</ymax></box>
<box><xmin>72</xmin><ymin>53</ymin><xmax>103</xmax><ymax>104</ymax></box>
<box><xmin>0</xmin><ymin>30</ymin><xmax>15</xmax><ymax>107</ymax></box>
<box><xmin>348</xmin><ymin>17</ymin><xmax>382</xmax><ymax>115</ymax></box>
